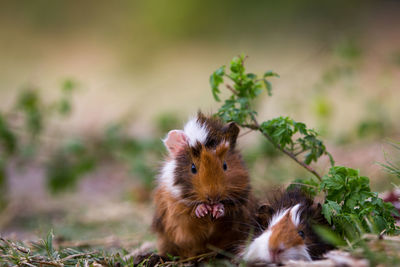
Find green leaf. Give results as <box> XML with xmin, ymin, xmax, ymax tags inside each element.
<box><xmin>210</xmin><ymin>66</ymin><xmax>225</xmax><ymax>102</ymax></box>
<box><xmin>230</xmin><ymin>56</ymin><xmax>244</xmax><ymax>74</ymax></box>
<box><xmin>322</xmin><ymin>200</ymin><xmax>341</xmax><ymax>224</ymax></box>
<box><xmin>264</xmin><ymin>79</ymin><xmax>272</xmax><ymax>96</ymax></box>
<box><xmin>62</xmin><ymin>79</ymin><xmax>77</xmax><ymax>93</ymax></box>
<box><xmin>15</xmin><ymin>89</ymin><xmax>43</xmax><ymax>137</ymax></box>
<box><xmin>264</xmin><ymin>71</ymin><xmax>280</xmax><ymax>78</ymax></box>
<box><xmin>0</xmin><ymin>113</ymin><xmax>17</xmax><ymax>155</ymax></box>
<box><xmin>313</xmin><ymin>225</ymin><xmax>345</xmax><ymax>246</ymax></box>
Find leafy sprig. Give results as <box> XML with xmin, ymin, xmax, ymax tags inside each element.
<box><xmin>210</xmin><ymin>55</ymin><xmax>331</xmax><ymax>181</ymax></box>
<box><xmin>320</xmin><ymin>166</ymin><xmax>399</xmax><ymax>239</ymax></box>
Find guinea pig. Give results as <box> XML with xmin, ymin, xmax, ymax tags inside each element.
<box><xmin>152</xmin><ymin>112</ymin><xmax>257</xmax><ymax>258</ymax></box>
<box><xmin>241</xmin><ymin>189</ymin><xmax>333</xmax><ymax>264</ymax></box>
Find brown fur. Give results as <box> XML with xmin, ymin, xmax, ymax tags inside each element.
<box><xmin>152</xmin><ymin>114</ymin><xmax>257</xmax><ymax>258</ymax></box>
<box><xmin>269</xmin><ymin>212</ymin><xmax>304</xmax><ymax>252</ymax></box>
<box><xmin>153</xmin><ymin>187</ymin><xmax>257</xmax><ymax>257</ymax></box>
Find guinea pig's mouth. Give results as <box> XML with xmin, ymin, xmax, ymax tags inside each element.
<box><xmin>194</xmin><ymin>202</ymin><xmax>225</xmax><ymax>219</ymax></box>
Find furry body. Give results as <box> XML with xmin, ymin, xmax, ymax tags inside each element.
<box><xmin>152</xmin><ymin>113</ymin><xmax>257</xmax><ymax>258</ymax></box>
<box><xmin>243</xmin><ymin>189</ymin><xmax>333</xmax><ymax>264</ymax></box>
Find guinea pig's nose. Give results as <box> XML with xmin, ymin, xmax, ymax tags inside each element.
<box><xmin>206</xmin><ymin>195</ymin><xmax>220</xmax><ymax>204</ymax></box>
<box><xmin>269</xmin><ymin>248</ymin><xmax>284</xmax><ymax>263</ymax></box>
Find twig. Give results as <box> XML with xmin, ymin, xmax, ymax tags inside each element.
<box><xmin>62</xmin><ymin>251</ymin><xmax>97</xmax><ymax>262</ymax></box>
<box><xmin>30</xmin><ymin>260</ymin><xmax>63</xmax><ymax>267</ymax></box>
<box><xmin>238</xmin><ymin>129</ymin><xmax>253</xmax><ymax>138</ymax></box>
<box><xmin>21</xmin><ymin>262</ymin><xmax>36</xmax><ymax>267</ymax></box>
<box><xmin>226</xmin><ymin>84</ymin><xmax>239</xmax><ymax>96</ymax></box>
<box><xmin>243</xmin><ymin>115</ymin><xmax>323</xmax><ymax>181</ymax></box>
<box><xmin>294</xmin><ymin>149</ymin><xmax>306</xmax><ymax>157</ymax></box>
<box><xmin>289</xmin><ymin>182</ymin><xmax>319</xmax><ymax>189</ymax></box>
<box><xmin>0</xmin><ymin>237</ymin><xmax>30</xmax><ymax>254</ymax></box>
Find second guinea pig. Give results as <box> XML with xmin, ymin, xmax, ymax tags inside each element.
<box><xmin>242</xmin><ymin>189</ymin><xmax>333</xmax><ymax>265</ymax></box>
<box><xmin>152</xmin><ymin>112</ymin><xmax>257</xmax><ymax>258</ymax></box>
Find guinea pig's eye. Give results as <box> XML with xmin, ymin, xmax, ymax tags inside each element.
<box><xmin>298</xmin><ymin>230</ymin><xmax>305</xmax><ymax>239</ymax></box>
<box><xmin>191</xmin><ymin>163</ymin><xmax>197</xmax><ymax>174</ymax></box>
<box><xmin>223</xmin><ymin>161</ymin><xmax>227</xmax><ymax>171</ymax></box>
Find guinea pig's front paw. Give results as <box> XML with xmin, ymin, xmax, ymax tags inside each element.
<box><xmin>211</xmin><ymin>203</ymin><xmax>225</xmax><ymax>219</ymax></box>
<box><xmin>195</xmin><ymin>203</ymin><xmax>210</xmax><ymax>218</ymax></box>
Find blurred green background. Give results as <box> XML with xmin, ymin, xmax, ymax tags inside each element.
<box><xmin>0</xmin><ymin>0</ymin><xmax>400</xmax><ymax>249</ymax></box>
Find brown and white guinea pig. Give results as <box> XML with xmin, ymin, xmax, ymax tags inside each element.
<box><xmin>241</xmin><ymin>189</ymin><xmax>333</xmax><ymax>264</ymax></box>
<box><xmin>152</xmin><ymin>112</ymin><xmax>257</xmax><ymax>258</ymax></box>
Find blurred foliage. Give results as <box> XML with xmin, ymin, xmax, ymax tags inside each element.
<box><xmin>0</xmin><ymin>80</ymin><xmax>79</xmax><ymax>202</ymax></box>
<box><xmin>334</xmin><ymin>38</ymin><xmax>363</xmax><ymax>61</ymax></box>
<box><xmin>357</xmin><ymin>101</ymin><xmax>392</xmax><ymax>140</ymax></box>
<box><xmin>357</xmin><ymin>119</ymin><xmax>386</xmax><ymax>139</ymax></box>
<box><xmin>243</xmin><ymin>138</ymin><xmax>281</xmax><ymax>169</ymax></box>
<box><xmin>0</xmin><ymin>159</ymin><xmax>7</xmax><ymax>210</ymax></box>
<box><xmin>379</xmin><ymin>141</ymin><xmax>400</xmax><ymax>180</ymax></box>
<box><xmin>0</xmin><ymin>80</ymin><xmax>174</xmax><ymax>208</ymax></box>
<box><xmin>154</xmin><ymin>112</ymin><xmax>182</xmax><ymax>136</ymax></box>
<box><xmin>0</xmin><ymin>114</ymin><xmax>17</xmax><ymax>156</ymax></box>
<box><xmin>101</xmin><ymin>123</ymin><xmax>164</xmax><ymax>191</ymax></box>
<box><xmin>46</xmin><ymin>139</ymin><xmax>96</xmax><ymax>194</ymax></box>
<box><xmin>15</xmin><ymin>89</ymin><xmax>44</xmax><ymax>139</ymax></box>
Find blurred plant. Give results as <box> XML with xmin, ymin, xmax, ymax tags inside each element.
<box><xmin>356</xmin><ymin>100</ymin><xmax>392</xmax><ymax>140</ymax></box>
<box><xmin>357</xmin><ymin>119</ymin><xmax>386</xmax><ymax>139</ymax></box>
<box><xmin>0</xmin><ymin>80</ymin><xmax>77</xmax><ymax>209</ymax></box>
<box><xmin>0</xmin><ymin>115</ymin><xmax>17</xmax><ymax>209</ymax></box>
<box><xmin>0</xmin><ymin>79</ymin><xmax>173</xmax><ymax>203</ymax></box>
<box><xmin>334</xmin><ymin>38</ymin><xmax>363</xmax><ymax>61</ymax></box>
<box><xmin>46</xmin><ymin>139</ymin><xmax>96</xmax><ymax>194</ymax></box>
<box><xmin>210</xmin><ymin>55</ymin><xmax>399</xmax><ymax>243</ymax></box>
<box><xmin>101</xmin><ymin>122</ymin><xmax>164</xmax><ymax>192</ymax></box>
<box><xmin>243</xmin><ymin>137</ymin><xmax>281</xmax><ymax>170</ymax></box>
<box><xmin>379</xmin><ymin>140</ymin><xmax>400</xmax><ymax>179</ymax></box>
<box><xmin>154</xmin><ymin>112</ymin><xmax>182</xmax><ymax>135</ymax></box>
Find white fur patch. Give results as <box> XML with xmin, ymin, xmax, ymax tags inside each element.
<box><xmin>243</xmin><ymin>229</ymin><xmax>311</xmax><ymax>263</ymax></box>
<box><xmin>290</xmin><ymin>204</ymin><xmax>302</xmax><ymax>226</ymax></box>
<box><xmin>183</xmin><ymin>117</ymin><xmax>209</xmax><ymax>147</ymax></box>
<box><xmin>159</xmin><ymin>160</ymin><xmax>181</xmax><ymax>198</ymax></box>
<box><xmin>242</xmin><ymin>231</ymin><xmax>272</xmax><ymax>262</ymax></box>
<box><xmin>269</xmin><ymin>207</ymin><xmax>291</xmax><ymax>228</ymax></box>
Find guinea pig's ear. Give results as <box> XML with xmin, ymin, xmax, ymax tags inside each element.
<box><xmin>163</xmin><ymin>130</ymin><xmax>188</xmax><ymax>157</ymax></box>
<box><xmin>222</xmin><ymin>122</ymin><xmax>240</xmax><ymax>148</ymax></box>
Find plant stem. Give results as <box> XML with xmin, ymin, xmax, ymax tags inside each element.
<box><xmin>243</xmin><ymin>115</ymin><xmax>323</xmax><ymax>181</ymax></box>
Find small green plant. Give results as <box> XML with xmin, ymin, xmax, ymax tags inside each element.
<box><xmin>210</xmin><ymin>55</ymin><xmax>399</xmax><ymax>243</ymax></box>
<box><xmin>320</xmin><ymin>166</ymin><xmax>398</xmax><ymax>239</ymax></box>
